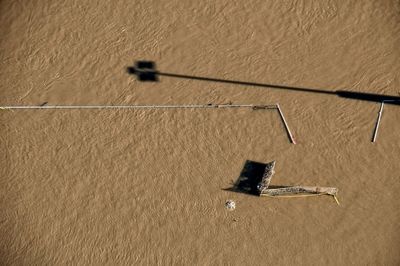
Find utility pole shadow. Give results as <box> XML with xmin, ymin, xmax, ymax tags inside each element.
<box><xmin>127</xmin><ymin>60</ymin><xmax>400</xmax><ymax>105</ymax></box>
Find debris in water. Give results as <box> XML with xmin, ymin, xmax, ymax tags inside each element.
<box><xmin>225</xmin><ymin>200</ymin><xmax>236</xmax><ymax>210</ymax></box>
<box><xmin>233</xmin><ymin>160</ymin><xmax>339</xmax><ymax>204</ymax></box>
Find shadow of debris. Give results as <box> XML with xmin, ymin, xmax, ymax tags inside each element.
<box><xmin>223</xmin><ymin>160</ymin><xmax>295</xmax><ymax>196</ymax></box>
<box><xmin>222</xmin><ymin>160</ymin><xmax>281</xmax><ymax>196</ymax></box>
<box><xmin>127</xmin><ymin>60</ymin><xmax>400</xmax><ymax>105</ymax></box>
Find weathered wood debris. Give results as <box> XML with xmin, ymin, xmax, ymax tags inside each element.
<box><xmin>257</xmin><ymin>161</ymin><xmax>339</xmax><ymax>204</ymax></box>
<box><xmin>235</xmin><ymin>160</ymin><xmax>339</xmax><ymax>204</ymax></box>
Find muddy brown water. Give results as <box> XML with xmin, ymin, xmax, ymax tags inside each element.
<box><xmin>1</xmin><ymin>1</ymin><xmax>400</xmax><ymax>265</ymax></box>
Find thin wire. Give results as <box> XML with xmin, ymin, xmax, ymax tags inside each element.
<box><xmin>0</xmin><ymin>104</ymin><xmax>277</xmax><ymax>110</ymax></box>
<box><xmin>0</xmin><ymin>103</ymin><xmax>296</xmax><ymax>143</ymax></box>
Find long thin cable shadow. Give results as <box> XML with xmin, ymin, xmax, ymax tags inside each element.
<box><xmin>158</xmin><ymin>72</ymin><xmax>336</xmax><ymax>95</ymax></box>
<box><xmin>127</xmin><ymin>61</ymin><xmax>400</xmax><ymax>105</ymax></box>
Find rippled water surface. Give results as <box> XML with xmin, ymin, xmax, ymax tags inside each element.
<box><xmin>1</xmin><ymin>1</ymin><xmax>400</xmax><ymax>265</ymax></box>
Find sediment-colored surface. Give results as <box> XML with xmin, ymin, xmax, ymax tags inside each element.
<box><xmin>1</xmin><ymin>1</ymin><xmax>399</xmax><ymax>265</ymax></box>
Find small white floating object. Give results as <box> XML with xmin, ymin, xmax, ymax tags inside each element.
<box><xmin>225</xmin><ymin>200</ymin><xmax>236</xmax><ymax>210</ymax></box>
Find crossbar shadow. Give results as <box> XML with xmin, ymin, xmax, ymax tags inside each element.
<box><xmin>127</xmin><ymin>61</ymin><xmax>400</xmax><ymax>105</ymax></box>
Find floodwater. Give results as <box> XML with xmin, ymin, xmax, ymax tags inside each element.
<box><xmin>1</xmin><ymin>1</ymin><xmax>400</xmax><ymax>265</ymax></box>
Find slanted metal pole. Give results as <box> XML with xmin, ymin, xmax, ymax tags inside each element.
<box><xmin>276</xmin><ymin>104</ymin><xmax>296</xmax><ymax>144</ymax></box>
<box><xmin>372</xmin><ymin>101</ymin><xmax>384</xmax><ymax>142</ymax></box>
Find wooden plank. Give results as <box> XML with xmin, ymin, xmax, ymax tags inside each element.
<box><xmin>256</xmin><ymin>161</ymin><xmax>276</xmax><ymax>193</ymax></box>
<box><xmin>260</xmin><ymin>186</ymin><xmax>338</xmax><ymax>196</ymax></box>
